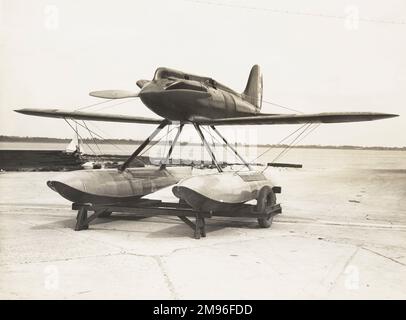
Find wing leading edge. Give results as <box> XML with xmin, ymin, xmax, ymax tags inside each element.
<box><xmin>196</xmin><ymin>112</ymin><xmax>398</xmax><ymax>126</ymax></box>
<box><xmin>15</xmin><ymin>109</ymin><xmax>398</xmax><ymax>126</ymax></box>
<box><xmin>15</xmin><ymin>108</ymin><xmax>166</xmax><ymax>124</ymax></box>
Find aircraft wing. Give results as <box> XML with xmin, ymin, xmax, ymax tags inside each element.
<box><xmin>196</xmin><ymin>112</ymin><xmax>398</xmax><ymax>126</ymax></box>
<box><xmin>15</xmin><ymin>109</ymin><xmax>398</xmax><ymax>126</ymax></box>
<box><xmin>15</xmin><ymin>108</ymin><xmax>166</xmax><ymax>124</ymax></box>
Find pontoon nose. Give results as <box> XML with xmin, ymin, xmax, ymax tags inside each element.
<box><xmin>47</xmin><ymin>180</ymin><xmax>86</xmax><ymax>203</ymax></box>
<box><xmin>46</xmin><ymin>168</ymin><xmax>187</xmax><ymax>204</ymax></box>
<box><xmin>47</xmin><ymin>180</ymin><xmax>57</xmax><ymax>192</ymax></box>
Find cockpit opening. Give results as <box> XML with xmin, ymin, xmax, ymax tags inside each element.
<box><xmin>165</xmin><ymin>80</ymin><xmax>207</xmax><ymax>92</ymax></box>
<box><xmin>154</xmin><ymin>68</ymin><xmax>185</xmax><ymax>81</ymax></box>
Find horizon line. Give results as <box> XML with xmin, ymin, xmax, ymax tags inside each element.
<box><xmin>0</xmin><ymin>135</ymin><xmax>404</xmax><ymax>150</ymax></box>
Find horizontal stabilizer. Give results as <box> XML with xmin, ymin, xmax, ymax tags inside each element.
<box><xmin>268</xmin><ymin>163</ymin><xmax>303</xmax><ymax>168</ymax></box>
<box><xmin>15</xmin><ymin>108</ymin><xmax>165</xmax><ymax>124</ymax></box>
<box><xmin>89</xmin><ymin>90</ymin><xmax>139</xmax><ymax>99</ymax></box>
<box><xmin>196</xmin><ymin>112</ymin><xmax>398</xmax><ymax>126</ymax></box>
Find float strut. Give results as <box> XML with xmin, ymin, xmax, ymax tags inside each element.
<box><xmin>193</xmin><ymin>123</ymin><xmax>223</xmax><ymax>173</ymax></box>
<box><xmin>119</xmin><ymin>120</ymin><xmax>169</xmax><ymax>172</ymax></box>
<box><xmin>210</xmin><ymin>125</ymin><xmax>252</xmax><ymax>170</ymax></box>
<box><xmin>160</xmin><ymin>124</ymin><xmax>184</xmax><ymax>170</ymax></box>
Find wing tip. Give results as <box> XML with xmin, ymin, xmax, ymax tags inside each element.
<box><xmin>14</xmin><ymin>108</ymin><xmax>29</xmax><ymax>114</ymax></box>
<box><xmin>382</xmin><ymin>113</ymin><xmax>399</xmax><ymax>118</ymax></box>
<box><xmin>369</xmin><ymin>112</ymin><xmax>399</xmax><ymax>121</ymax></box>
<box><xmin>14</xmin><ymin>108</ymin><xmax>58</xmax><ymax>115</ymax></box>
<box><xmin>89</xmin><ymin>91</ymin><xmax>99</xmax><ymax>98</ymax></box>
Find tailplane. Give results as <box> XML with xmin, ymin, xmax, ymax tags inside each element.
<box><xmin>242</xmin><ymin>65</ymin><xmax>263</xmax><ymax>110</ymax></box>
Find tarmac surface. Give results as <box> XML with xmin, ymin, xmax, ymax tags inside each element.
<box><xmin>1</xmin><ymin>167</ymin><xmax>406</xmax><ymax>299</ymax></box>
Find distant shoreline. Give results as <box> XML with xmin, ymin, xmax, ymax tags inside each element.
<box><xmin>1</xmin><ymin>135</ymin><xmax>405</xmax><ymax>151</ymax></box>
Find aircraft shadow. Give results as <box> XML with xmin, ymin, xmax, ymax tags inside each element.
<box><xmin>146</xmin><ymin>217</ymin><xmax>261</xmax><ymax>239</ymax></box>
<box><xmin>31</xmin><ymin>214</ymin><xmax>262</xmax><ymax>238</ymax></box>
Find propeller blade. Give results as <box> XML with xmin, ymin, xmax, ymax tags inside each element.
<box><xmin>89</xmin><ymin>90</ymin><xmax>139</xmax><ymax>99</ymax></box>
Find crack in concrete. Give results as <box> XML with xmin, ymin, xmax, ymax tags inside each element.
<box><xmin>274</xmin><ymin>219</ymin><xmax>406</xmax><ymax>231</ymax></box>
<box><xmin>293</xmin><ymin>231</ymin><xmax>406</xmax><ymax>268</ymax></box>
<box><xmin>162</xmin><ymin>235</ymin><xmax>267</xmax><ymax>257</ymax></box>
<box><xmin>1</xmin><ymin>248</ymin><xmax>192</xmax><ymax>302</ymax></box>
<box><xmin>4</xmin><ymin>208</ymin><xmax>405</xmax><ymax>301</ymax></box>
<box><xmin>361</xmin><ymin>246</ymin><xmax>406</xmax><ymax>267</ymax></box>
<box><xmin>151</xmin><ymin>256</ymin><xmax>178</xmax><ymax>300</ymax></box>
<box><xmin>328</xmin><ymin>246</ymin><xmax>360</xmax><ymax>293</ymax></box>
<box><xmin>0</xmin><ymin>252</ymin><xmax>125</xmax><ymax>267</ymax></box>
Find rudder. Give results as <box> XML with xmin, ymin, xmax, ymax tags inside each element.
<box><xmin>243</xmin><ymin>65</ymin><xmax>263</xmax><ymax>110</ymax></box>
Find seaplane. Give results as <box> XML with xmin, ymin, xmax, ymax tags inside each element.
<box><xmin>15</xmin><ymin>65</ymin><xmax>398</xmax><ymax>238</ymax></box>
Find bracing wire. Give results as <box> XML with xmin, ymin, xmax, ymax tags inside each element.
<box><xmin>71</xmin><ymin>119</ymin><xmax>130</xmax><ymax>154</ymax></box>
<box><xmin>63</xmin><ymin>118</ymin><xmax>97</xmax><ymax>155</ymax></box>
<box><xmin>241</xmin><ymin>92</ymin><xmax>304</xmax><ymax>114</ymax></box>
<box><xmin>82</xmin><ymin>121</ymin><xmax>102</xmax><ymax>155</ymax></box>
<box><xmin>138</xmin><ymin>125</ymin><xmax>180</xmax><ymax>158</ymax></box>
<box><xmin>262</xmin><ymin>99</ymin><xmax>303</xmax><ymax>114</ymax></box>
<box><xmin>85</xmin><ymin>122</ymin><xmax>127</xmax><ymax>153</ymax></box>
<box><xmin>70</xmin><ymin>119</ymin><xmax>105</xmax><ymax>141</ymax></box>
<box><xmin>201</xmin><ymin>126</ymin><xmax>236</xmax><ymax>164</ymax></box>
<box><xmin>74</xmin><ymin>96</ymin><xmax>138</xmax><ymax>113</ymax></box>
<box><xmin>248</xmin><ymin>123</ymin><xmax>309</xmax><ymax>165</ymax></box>
<box><xmin>93</xmin><ymin>98</ymin><xmax>139</xmax><ymax>112</ymax></box>
<box><xmin>261</xmin><ymin>123</ymin><xmax>321</xmax><ymax>172</ymax></box>
<box><xmin>269</xmin><ymin>123</ymin><xmax>313</xmax><ymax>164</ymax></box>
<box><xmin>294</xmin><ymin>123</ymin><xmax>321</xmax><ymax>146</ymax></box>
<box><xmin>74</xmin><ymin>99</ymin><xmax>112</xmax><ymax>112</ymax></box>
<box><xmin>228</xmin><ymin>123</ymin><xmax>311</xmax><ymax>174</ymax></box>
<box><xmin>205</xmin><ymin>126</ymin><xmax>223</xmax><ymax>164</ymax></box>
<box><xmin>71</xmin><ymin>98</ymin><xmax>146</xmax><ymax>155</ymax></box>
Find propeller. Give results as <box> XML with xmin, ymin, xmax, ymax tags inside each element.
<box><xmin>89</xmin><ymin>90</ymin><xmax>139</xmax><ymax>99</ymax></box>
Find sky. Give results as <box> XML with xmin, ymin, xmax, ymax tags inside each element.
<box><xmin>0</xmin><ymin>0</ymin><xmax>405</xmax><ymax>147</ymax></box>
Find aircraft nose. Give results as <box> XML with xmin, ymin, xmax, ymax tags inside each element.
<box><xmin>138</xmin><ymin>83</ymin><xmax>165</xmax><ymax>105</ymax></box>
<box><xmin>138</xmin><ymin>81</ymin><xmax>211</xmax><ymax>121</ymax></box>
<box><xmin>139</xmin><ymin>91</ymin><xmax>164</xmax><ymax>109</ymax></box>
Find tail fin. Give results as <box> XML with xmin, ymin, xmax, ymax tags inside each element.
<box><xmin>242</xmin><ymin>65</ymin><xmax>263</xmax><ymax>110</ymax></box>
